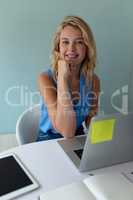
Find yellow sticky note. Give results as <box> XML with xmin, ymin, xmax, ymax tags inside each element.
<box><xmin>90</xmin><ymin>119</ymin><xmax>116</xmax><ymax>144</ymax></box>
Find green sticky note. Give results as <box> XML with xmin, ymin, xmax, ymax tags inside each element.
<box><xmin>90</xmin><ymin>119</ymin><xmax>116</xmax><ymax>144</ymax></box>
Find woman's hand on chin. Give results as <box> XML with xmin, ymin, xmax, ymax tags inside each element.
<box><xmin>58</xmin><ymin>60</ymin><xmax>72</xmax><ymax>81</ymax></box>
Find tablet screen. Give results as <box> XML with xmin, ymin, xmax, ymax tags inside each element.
<box><xmin>0</xmin><ymin>154</ymin><xmax>39</xmax><ymax>200</ymax></box>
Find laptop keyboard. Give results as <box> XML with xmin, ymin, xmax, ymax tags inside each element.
<box><xmin>74</xmin><ymin>149</ymin><xmax>83</xmax><ymax>159</ymax></box>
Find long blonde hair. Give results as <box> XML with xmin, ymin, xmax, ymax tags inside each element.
<box><xmin>51</xmin><ymin>15</ymin><xmax>97</xmax><ymax>81</ymax></box>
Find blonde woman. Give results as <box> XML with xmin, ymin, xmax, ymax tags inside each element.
<box><xmin>37</xmin><ymin>16</ymin><xmax>100</xmax><ymax>141</ymax></box>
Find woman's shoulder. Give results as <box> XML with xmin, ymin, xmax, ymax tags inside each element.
<box><xmin>40</xmin><ymin>67</ymin><xmax>54</xmax><ymax>77</ymax></box>
<box><xmin>38</xmin><ymin>67</ymin><xmax>57</xmax><ymax>86</ymax></box>
<box><xmin>93</xmin><ymin>73</ymin><xmax>100</xmax><ymax>82</ymax></box>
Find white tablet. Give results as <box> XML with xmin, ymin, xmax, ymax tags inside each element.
<box><xmin>0</xmin><ymin>153</ymin><xmax>39</xmax><ymax>200</ymax></box>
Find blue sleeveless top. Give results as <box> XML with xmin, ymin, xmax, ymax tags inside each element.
<box><xmin>38</xmin><ymin>68</ymin><xmax>93</xmax><ymax>139</ymax></box>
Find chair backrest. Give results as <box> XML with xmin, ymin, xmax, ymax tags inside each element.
<box><xmin>16</xmin><ymin>104</ymin><xmax>40</xmax><ymax>145</ymax></box>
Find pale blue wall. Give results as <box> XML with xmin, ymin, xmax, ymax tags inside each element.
<box><xmin>0</xmin><ymin>0</ymin><xmax>132</xmax><ymax>133</ymax></box>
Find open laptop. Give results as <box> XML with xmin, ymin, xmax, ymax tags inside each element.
<box><xmin>58</xmin><ymin>112</ymin><xmax>133</xmax><ymax>172</ymax></box>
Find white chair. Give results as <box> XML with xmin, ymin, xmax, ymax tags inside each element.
<box><xmin>16</xmin><ymin>104</ymin><xmax>40</xmax><ymax>145</ymax></box>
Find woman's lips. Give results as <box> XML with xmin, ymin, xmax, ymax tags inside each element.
<box><xmin>65</xmin><ymin>54</ymin><xmax>79</xmax><ymax>59</ymax></box>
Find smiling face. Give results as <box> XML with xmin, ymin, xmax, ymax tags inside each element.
<box><xmin>59</xmin><ymin>25</ymin><xmax>86</xmax><ymax>67</ymax></box>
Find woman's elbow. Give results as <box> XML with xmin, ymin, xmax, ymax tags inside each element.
<box><xmin>52</xmin><ymin>113</ymin><xmax>76</xmax><ymax>138</ymax></box>
<box><xmin>61</xmin><ymin>130</ymin><xmax>75</xmax><ymax>139</ymax></box>
<box><xmin>54</xmin><ymin>122</ymin><xmax>76</xmax><ymax>139</ymax></box>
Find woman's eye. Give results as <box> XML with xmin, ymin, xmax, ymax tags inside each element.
<box><xmin>76</xmin><ymin>40</ymin><xmax>84</xmax><ymax>45</ymax></box>
<box><xmin>62</xmin><ymin>41</ymin><xmax>69</xmax><ymax>44</ymax></box>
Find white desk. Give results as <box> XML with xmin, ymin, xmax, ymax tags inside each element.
<box><xmin>1</xmin><ymin>139</ymin><xmax>133</xmax><ymax>200</ymax></box>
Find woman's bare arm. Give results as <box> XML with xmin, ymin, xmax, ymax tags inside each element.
<box><xmin>38</xmin><ymin>62</ymin><xmax>76</xmax><ymax>138</ymax></box>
